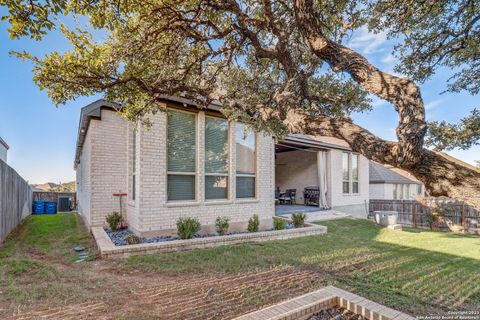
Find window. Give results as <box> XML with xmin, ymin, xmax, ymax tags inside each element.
<box><xmin>235</xmin><ymin>123</ymin><xmax>256</xmax><ymax>198</ymax></box>
<box><xmin>417</xmin><ymin>184</ymin><xmax>422</xmax><ymax>195</ymax></box>
<box><xmin>205</xmin><ymin>116</ymin><xmax>229</xmax><ymax>199</ymax></box>
<box><xmin>352</xmin><ymin>154</ymin><xmax>359</xmax><ymax>193</ymax></box>
<box><xmin>404</xmin><ymin>184</ymin><xmax>409</xmax><ymax>199</ymax></box>
<box><xmin>342</xmin><ymin>152</ymin><xmax>359</xmax><ymax>194</ymax></box>
<box><xmin>132</xmin><ymin>128</ymin><xmax>136</xmax><ymax>201</ymax></box>
<box><xmin>342</xmin><ymin>153</ymin><xmax>350</xmax><ymax>193</ymax></box>
<box><xmin>167</xmin><ymin>110</ymin><xmax>196</xmax><ymax>201</ymax></box>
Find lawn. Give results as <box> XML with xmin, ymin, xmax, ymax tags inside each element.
<box><xmin>0</xmin><ymin>213</ymin><xmax>479</xmax><ymax>319</ymax></box>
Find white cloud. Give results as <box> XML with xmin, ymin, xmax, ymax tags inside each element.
<box><xmin>348</xmin><ymin>26</ymin><xmax>388</xmax><ymax>54</ymax></box>
<box><xmin>381</xmin><ymin>53</ymin><xmax>397</xmax><ymax>66</ymax></box>
<box><xmin>424</xmin><ymin>99</ymin><xmax>443</xmax><ymax>110</ymax></box>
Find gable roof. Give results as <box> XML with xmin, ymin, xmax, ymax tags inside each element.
<box><xmin>369</xmin><ymin>161</ymin><xmax>422</xmax><ymax>185</ymax></box>
<box><xmin>0</xmin><ymin>136</ymin><xmax>9</xmax><ymax>150</ymax></box>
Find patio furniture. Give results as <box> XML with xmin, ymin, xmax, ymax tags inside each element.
<box><xmin>274</xmin><ymin>187</ymin><xmax>281</xmax><ymax>204</ymax></box>
<box><xmin>278</xmin><ymin>189</ymin><xmax>296</xmax><ymax>204</ymax></box>
<box><xmin>304</xmin><ymin>186</ymin><xmax>320</xmax><ymax>206</ymax></box>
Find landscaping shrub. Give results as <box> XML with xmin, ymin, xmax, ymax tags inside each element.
<box><xmin>247</xmin><ymin>214</ymin><xmax>260</xmax><ymax>232</ymax></box>
<box><xmin>291</xmin><ymin>212</ymin><xmax>306</xmax><ymax>228</ymax></box>
<box><xmin>273</xmin><ymin>218</ymin><xmax>286</xmax><ymax>230</ymax></box>
<box><xmin>215</xmin><ymin>216</ymin><xmax>230</xmax><ymax>235</ymax></box>
<box><xmin>125</xmin><ymin>234</ymin><xmax>140</xmax><ymax>245</ymax></box>
<box><xmin>106</xmin><ymin>212</ymin><xmax>122</xmax><ymax>231</ymax></box>
<box><xmin>176</xmin><ymin>217</ymin><xmax>201</xmax><ymax>239</ymax></box>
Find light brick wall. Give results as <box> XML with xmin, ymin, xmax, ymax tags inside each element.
<box><xmin>76</xmin><ymin>110</ymin><xmax>129</xmax><ymax>228</ymax></box>
<box><xmin>76</xmin><ymin>127</ymin><xmax>92</xmax><ymax>227</ymax></box>
<box><xmin>132</xmin><ymin>107</ymin><xmax>275</xmax><ymax>236</ymax></box>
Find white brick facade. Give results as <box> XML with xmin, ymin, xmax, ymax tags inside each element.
<box><xmin>77</xmin><ymin>105</ymin><xmax>275</xmax><ymax>235</ymax></box>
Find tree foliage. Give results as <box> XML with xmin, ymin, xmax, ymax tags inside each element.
<box><xmin>1</xmin><ymin>0</ymin><xmax>480</xmax><ymax>206</ymax></box>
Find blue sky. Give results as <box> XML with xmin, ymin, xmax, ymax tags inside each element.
<box><xmin>0</xmin><ymin>20</ymin><xmax>478</xmax><ymax>184</ymax></box>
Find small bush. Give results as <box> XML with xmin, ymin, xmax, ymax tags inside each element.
<box><xmin>125</xmin><ymin>234</ymin><xmax>140</xmax><ymax>245</ymax></box>
<box><xmin>106</xmin><ymin>212</ymin><xmax>122</xmax><ymax>231</ymax></box>
<box><xmin>176</xmin><ymin>217</ymin><xmax>201</xmax><ymax>239</ymax></box>
<box><xmin>273</xmin><ymin>218</ymin><xmax>286</xmax><ymax>230</ymax></box>
<box><xmin>291</xmin><ymin>212</ymin><xmax>306</xmax><ymax>228</ymax></box>
<box><xmin>247</xmin><ymin>214</ymin><xmax>260</xmax><ymax>232</ymax></box>
<box><xmin>215</xmin><ymin>216</ymin><xmax>230</xmax><ymax>235</ymax></box>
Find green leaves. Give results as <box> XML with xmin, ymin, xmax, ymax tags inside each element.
<box><xmin>426</xmin><ymin>109</ymin><xmax>480</xmax><ymax>151</ymax></box>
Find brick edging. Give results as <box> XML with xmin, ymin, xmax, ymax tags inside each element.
<box><xmin>233</xmin><ymin>285</ymin><xmax>415</xmax><ymax>320</ymax></box>
<box><xmin>92</xmin><ymin>222</ymin><xmax>327</xmax><ymax>259</ymax></box>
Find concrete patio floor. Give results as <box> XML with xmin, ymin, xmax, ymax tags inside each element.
<box><xmin>275</xmin><ymin>204</ymin><xmax>352</xmax><ymax>222</ymax></box>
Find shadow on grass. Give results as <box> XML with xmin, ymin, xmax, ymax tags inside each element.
<box><xmin>121</xmin><ymin>219</ymin><xmax>480</xmax><ymax>315</ymax></box>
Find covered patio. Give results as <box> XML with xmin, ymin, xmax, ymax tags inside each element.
<box><xmin>274</xmin><ymin>134</ymin><xmax>332</xmax><ymax>215</ymax></box>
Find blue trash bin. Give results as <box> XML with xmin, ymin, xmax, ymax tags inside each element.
<box><xmin>33</xmin><ymin>201</ymin><xmax>45</xmax><ymax>214</ymax></box>
<box><xmin>44</xmin><ymin>201</ymin><xmax>57</xmax><ymax>214</ymax></box>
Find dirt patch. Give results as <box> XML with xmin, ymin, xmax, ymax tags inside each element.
<box><xmin>7</xmin><ymin>265</ymin><xmax>325</xmax><ymax>320</ymax></box>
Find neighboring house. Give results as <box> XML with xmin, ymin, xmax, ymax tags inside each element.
<box><xmin>0</xmin><ymin>137</ymin><xmax>9</xmax><ymax>163</ymax></box>
<box><xmin>369</xmin><ymin>161</ymin><xmax>425</xmax><ymax>200</ymax></box>
<box><xmin>75</xmin><ymin>98</ymin><xmax>369</xmax><ymax>236</ymax></box>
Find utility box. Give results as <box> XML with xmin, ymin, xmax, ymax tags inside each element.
<box><xmin>374</xmin><ymin>211</ymin><xmax>398</xmax><ymax>226</ymax></box>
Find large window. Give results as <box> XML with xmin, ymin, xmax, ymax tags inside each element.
<box><xmin>235</xmin><ymin>123</ymin><xmax>256</xmax><ymax>198</ymax></box>
<box><xmin>167</xmin><ymin>110</ymin><xmax>196</xmax><ymax>201</ymax></box>
<box><xmin>342</xmin><ymin>152</ymin><xmax>360</xmax><ymax>194</ymax></box>
<box><xmin>205</xmin><ymin>116</ymin><xmax>229</xmax><ymax>199</ymax></box>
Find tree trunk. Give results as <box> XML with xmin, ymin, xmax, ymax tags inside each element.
<box><xmin>292</xmin><ymin>0</ymin><xmax>480</xmax><ymax>209</ymax></box>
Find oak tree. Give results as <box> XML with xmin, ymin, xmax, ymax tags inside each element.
<box><xmin>2</xmin><ymin>0</ymin><xmax>479</xmax><ymax>207</ymax></box>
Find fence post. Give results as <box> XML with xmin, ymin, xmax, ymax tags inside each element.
<box><xmin>461</xmin><ymin>203</ymin><xmax>466</xmax><ymax>232</ymax></box>
<box><xmin>412</xmin><ymin>202</ymin><xmax>417</xmax><ymax>228</ymax></box>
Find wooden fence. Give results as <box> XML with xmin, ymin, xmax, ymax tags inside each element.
<box><xmin>369</xmin><ymin>199</ymin><xmax>480</xmax><ymax>231</ymax></box>
<box><xmin>0</xmin><ymin>160</ymin><xmax>32</xmax><ymax>242</ymax></box>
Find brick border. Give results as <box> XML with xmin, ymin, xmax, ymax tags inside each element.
<box><xmin>233</xmin><ymin>286</ymin><xmax>415</xmax><ymax>320</ymax></box>
<box><xmin>92</xmin><ymin>222</ymin><xmax>327</xmax><ymax>259</ymax></box>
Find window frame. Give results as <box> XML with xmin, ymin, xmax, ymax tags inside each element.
<box><xmin>166</xmin><ymin>108</ymin><xmax>198</xmax><ymax>202</ymax></box>
<box><xmin>235</xmin><ymin>122</ymin><xmax>257</xmax><ymax>199</ymax></box>
<box><xmin>342</xmin><ymin>152</ymin><xmax>360</xmax><ymax>195</ymax></box>
<box><xmin>204</xmin><ymin>115</ymin><xmax>230</xmax><ymax>200</ymax></box>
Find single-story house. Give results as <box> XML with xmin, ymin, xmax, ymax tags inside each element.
<box><xmin>75</xmin><ymin>98</ymin><xmax>369</xmax><ymax>236</ymax></box>
<box><xmin>0</xmin><ymin>136</ymin><xmax>9</xmax><ymax>163</ymax></box>
<box><xmin>369</xmin><ymin>161</ymin><xmax>425</xmax><ymax>200</ymax></box>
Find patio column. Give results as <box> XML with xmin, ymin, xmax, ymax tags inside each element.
<box><xmin>317</xmin><ymin>151</ymin><xmax>329</xmax><ymax>209</ymax></box>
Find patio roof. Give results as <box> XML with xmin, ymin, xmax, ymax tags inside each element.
<box><xmin>277</xmin><ymin>134</ymin><xmax>351</xmax><ymax>152</ymax></box>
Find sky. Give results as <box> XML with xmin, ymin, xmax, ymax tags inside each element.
<box><xmin>0</xmin><ymin>17</ymin><xmax>478</xmax><ymax>184</ymax></box>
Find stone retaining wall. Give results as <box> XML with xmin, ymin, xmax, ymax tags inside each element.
<box><xmin>92</xmin><ymin>222</ymin><xmax>327</xmax><ymax>259</ymax></box>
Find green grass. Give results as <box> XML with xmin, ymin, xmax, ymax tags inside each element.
<box><xmin>1</xmin><ymin>214</ymin><xmax>479</xmax><ymax>316</ymax></box>
<box><xmin>0</xmin><ymin>213</ymin><xmax>98</xmax><ymax>309</ymax></box>
<box><xmin>122</xmin><ymin>219</ymin><xmax>480</xmax><ymax>314</ymax></box>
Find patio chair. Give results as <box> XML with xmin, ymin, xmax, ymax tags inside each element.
<box><xmin>279</xmin><ymin>189</ymin><xmax>296</xmax><ymax>205</ymax></box>
<box><xmin>304</xmin><ymin>186</ymin><xmax>320</xmax><ymax>206</ymax></box>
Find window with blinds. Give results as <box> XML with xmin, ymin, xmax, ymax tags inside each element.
<box><xmin>205</xmin><ymin>116</ymin><xmax>229</xmax><ymax>199</ymax></box>
<box><xmin>167</xmin><ymin>110</ymin><xmax>196</xmax><ymax>201</ymax></box>
<box><xmin>235</xmin><ymin>123</ymin><xmax>256</xmax><ymax>198</ymax></box>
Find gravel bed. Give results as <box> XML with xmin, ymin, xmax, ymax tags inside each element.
<box><xmin>105</xmin><ymin>222</ymin><xmax>296</xmax><ymax>246</ymax></box>
<box><xmin>309</xmin><ymin>307</ymin><xmax>365</xmax><ymax>320</ymax></box>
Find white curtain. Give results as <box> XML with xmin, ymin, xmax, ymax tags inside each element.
<box><xmin>317</xmin><ymin>151</ymin><xmax>329</xmax><ymax>209</ymax></box>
